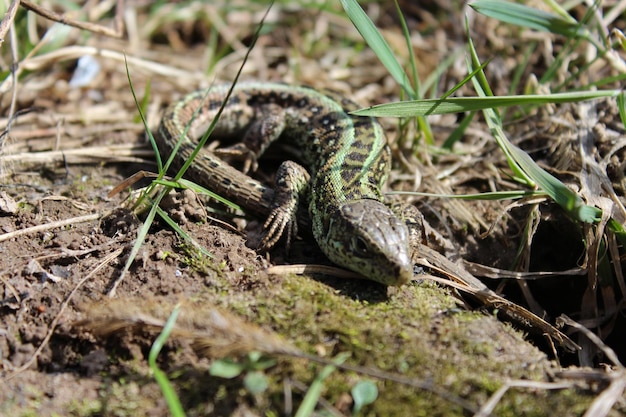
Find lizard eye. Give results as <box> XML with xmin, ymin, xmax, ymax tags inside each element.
<box><xmin>351</xmin><ymin>236</ymin><xmax>369</xmax><ymax>256</ymax></box>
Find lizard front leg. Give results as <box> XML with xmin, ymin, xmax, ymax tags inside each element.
<box><xmin>260</xmin><ymin>160</ymin><xmax>310</xmax><ymax>251</ymax></box>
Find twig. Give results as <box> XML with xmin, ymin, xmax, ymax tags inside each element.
<box><xmin>0</xmin><ymin>213</ymin><xmax>101</xmax><ymax>243</ymax></box>
<box><xmin>475</xmin><ymin>380</ymin><xmax>576</xmax><ymax>417</ymax></box>
<box><xmin>558</xmin><ymin>315</ymin><xmax>623</xmax><ymax>368</ymax></box>
<box><xmin>19</xmin><ymin>0</ymin><xmax>124</xmax><ymax>38</ymax></box>
<box><xmin>267</xmin><ymin>264</ymin><xmax>363</xmax><ymax>279</ymax></box>
<box><xmin>557</xmin><ymin>315</ymin><xmax>626</xmax><ymax>417</ymax></box>
<box><xmin>583</xmin><ymin>373</ymin><xmax>626</xmax><ymax>417</ymax></box>
<box><xmin>0</xmin><ymin>144</ymin><xmax>154</xmax><ymax>167</ymax></box>
<box><xmin>0</xmin><ymin>0</ymin><xmax>20</xmax><ymax>47</ymax></box>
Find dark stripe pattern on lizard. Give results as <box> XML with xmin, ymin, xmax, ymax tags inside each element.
<box><xmin>157</xmin><ymin>82</ymin><xmax>413</xmax><ymax>285</ymax></box>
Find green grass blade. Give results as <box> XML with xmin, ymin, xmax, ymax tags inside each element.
<box><xmin>442</xmin><ymin>60</ymin><xmax>490</xmax><ymax>100</ymax></box>
<box><xmin>154</xmin><ymin>178</ymin><xmax>242</xmax><ymax>211</ymax></box>
<box><xmin>173</xmin><ymin>3</ymin><xmax>273</xmax><ymax>183</ymax></box>
<box><xmin>618</xmin><ymin>92</ymin><xmax>626</xmax><ymax>130</ymax></box>
<box><xmin>392</xmin><ymin>0</ymin><xmax>434</xmax><ymax>144</ymax></box>
<box><xmin>608</xmin><ymin>219</ymin><xmax>626</xmax><ymax>247</ymax></box>
<box><xmin>466</xmin><ymin>27</ymin><xmax>602</xmax><ymax>224</ymax></box>
<box><xmin>149</xmin><ymin>303</ymin><xmax>186</xmax><ymax>417</ymax></box>
<box><xmin>340</xmin><ymin>0</ymin><xmax>415</xmax><ymax>98</ymax></box>
<box><xmin>470</xmin><ymin>0</ymin><xmax>588</xmax><ymax>39</ymax></box>
<box><xmin>352</xmin><ymin>90</ymin><xmax>620</xmax><ymax>117</ymax></box>
<box><xmin>124</xmin><ymin>55</ymin><xmax>162</xmax><ymax>171</ymax></box>
<box><xmin>111</xmin><ymin>2</ymin><xmax>276</xmax><ymax>297</ymax></box>
<box><xmin>155</xmin><ymin>206</ymin><xmax>214</xmax><ymax>258</ymax></box>
<box><xmin>506</xmin><ymin>145</ymin><xmax>602</xmax><ymax>222</ymax></box>
<box><xmin>393</xmin><ymin>0</ymin><xmax>419</xmax><ymax>97</ymax></box>
<box><xmin>588</xmin><ymin>71</ymin><xmax>626</xmax><ymax>90</ymax></box>
<box><xmin>111</xmin><ymin>188</ymin><xmax>168</xmax><ymax>295</ymax></box>
<box><xmin>465</xmin><ymin>18</ymin><xmax>528</xmax><ymax>184</ymax></box>
<box><xmin>136</xmin><ymin>78</ymin><xmax>152</xmax><ymax>125</ymax></box>
<box><xmin>421</xmin><ymin>47</ymin><xmax>464</xmax><ymax>96</ymax></box>
<box><xmin>442</xmin><ymin>111</ymin><xmax>475</xmax><ymax>150</ymax></box>
<box><xmin>389</xmin><ymin>190</ymin><xmax>540</xmax><ymax>200</ymax></box>
<box><xmin>294</xmin><ymin>352</ymin><xmax>350</xmax><ymax>417</ymax></box>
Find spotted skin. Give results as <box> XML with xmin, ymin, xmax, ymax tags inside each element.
<box><xmin>157</xmin><ymin>82</ymin><xmax>414</xmax><ymax>285</ymax></box>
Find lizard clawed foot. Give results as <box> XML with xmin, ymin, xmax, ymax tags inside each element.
<box><xmin>258</xmin><ymin>160</ymin><xmax>309</xmax><ymax>253</ymax></box>
<box><xmin>259</xmin><ymin>207</ymin><xmax>298</xmax><ymax>252</ymax></box>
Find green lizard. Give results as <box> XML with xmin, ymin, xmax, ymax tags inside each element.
<box><xmin>157</xmin><ymin>82</ymin><xmax>417</xmax><ymax>285</ymax></box>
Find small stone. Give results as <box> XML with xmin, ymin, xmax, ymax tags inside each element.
<box><xmin>0</xmin><ymin>191</ymin><xmax>18</xmax><ymax>215</ymax></box>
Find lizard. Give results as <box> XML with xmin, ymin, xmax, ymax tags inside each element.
<box><xmin>154</xmin><ymin>82</ymin><xmax>580</xmax><ymax>349</ymax></box>
<box><xmin>156</xmin><ymin>82</ymin><xmax>418</xmax><ymax>286</ymax></box>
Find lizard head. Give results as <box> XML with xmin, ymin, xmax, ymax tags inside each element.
<box><xmin>321</xmin><ymin>199</ymin><xmax>413</xmax><ymax>286</ymax></box>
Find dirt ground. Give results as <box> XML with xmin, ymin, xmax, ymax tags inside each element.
<box><xmin>1</xmin><ymin>1</ymin><xmax>626</xmax><ymax>416</ymax></box>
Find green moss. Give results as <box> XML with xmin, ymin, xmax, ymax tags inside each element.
<box><xmin>176</xmin><ymin>241</ymin><xmax>225</xmax><ymax>277</ymax></box>
<box><xmin>98</xmin><ymin>380</ymin><xmax>155</xmax><ymax>416</ymax></box>
<box><xmin>66</xmin><ymin>398</ymin><xmax>102</xmax><ymax>415</ymax></box>
<box><xmin>193</xmin><ymin>272</ymin><xmax>586</xmax><ymax>415</ymax></box>
<box><xmin>55</xmin><ymin>266</ymin><xmax>603</xmax><ymax>416</ymax></box>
